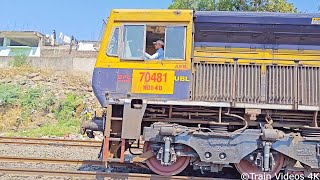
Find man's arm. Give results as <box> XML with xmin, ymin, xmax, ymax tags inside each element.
<box><xmin>145</xmin><ymin>52</ymin><xmax>159</xmax><ymax>59</ymax></box>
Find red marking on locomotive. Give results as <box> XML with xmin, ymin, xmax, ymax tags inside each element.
<box><xmin>117</xmin><ymin>75</ymin><xmax>131</xmax><ymax>83</ymax></box>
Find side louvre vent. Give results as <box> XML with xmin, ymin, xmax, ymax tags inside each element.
<box><xmin>266</xmin><ymin>65</ymin><xmax>295</xmax><ymax>105</ymax></box>
<box><xmin>192</xmin><ymin>63</ymin><xmax>320</xmax><ymax>106</ymax></box>
<box><xmin>192</xmin><ymin>63</ymin><xmax>261</xmax><ymax>103</ymax></box>
<box><xmin>298</xmin><ymin>66</ymin><xmax>320</xmax><ymax>106</ymax></box>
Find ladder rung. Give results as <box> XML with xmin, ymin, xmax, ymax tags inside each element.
<box><xmin>108</xmin><ymin>137</ymin><xmax>122</xmax><ymax>141</ymax></box>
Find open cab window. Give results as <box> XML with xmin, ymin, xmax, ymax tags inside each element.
<box><xmin>145</xmin><ymin>26</ymin><xmax>165</xmax><ymax>60</ymax></box>
<box><xmin>119</xmin><ymin>24</ymin><xmax>186</xmax><ymax>61</ymax></box>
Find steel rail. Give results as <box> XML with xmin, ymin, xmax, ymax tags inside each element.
<box><xmin>0</xmin><ymin>136</ymin><xmax>145</xmax><ymax>149</ymax></box>
<box><xmin>0</xmin><ymin>136</ymin><xmax>102</xmax><ymax>148</ymax></box>
<box><xmin>0</xmin><ymin>156</ymin><xmax>235</xmax><ymax>179</ymax></box>
<box><xmin>0</xmin><ymin>167</ymin><xmax>232</xmax><ymax>179</ymax></box>
<box><xmin>0</xmin><ymin>156</ymin><xmax>103</xmax><ymax>166</ymax></box>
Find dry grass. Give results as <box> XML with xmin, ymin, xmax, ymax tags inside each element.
<box><xmin>0</xmin><ymin>66</ymin><xmax>90</xmax><ymax>87</ymax></box>
<box><xmin>0</xmin><ymin>66</ymin><xmax>38</xmax><ymax>78</ymax></box>
<box><xmin>0</xmin><ymin>107</ymin><xmax>22</xmax><ymax>132</ymax></box>
<box><xmin>0</xmin><ymin>66</ymin><xmax>96</xmax><ymax>137</ymax></box>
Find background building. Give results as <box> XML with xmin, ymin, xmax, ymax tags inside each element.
<box><xmin>0</xmin><ymin>31</ymin><xmax>45</xmax><ymax>57</ymax></box>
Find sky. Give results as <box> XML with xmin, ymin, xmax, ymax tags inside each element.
<box><xmin>0</xmin><ymin>0</ymin><xmax>318</xmax><ymax>40</ymax></box>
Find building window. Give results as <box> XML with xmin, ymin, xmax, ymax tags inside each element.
<box><xmin>122</xmin><ymin>25</ymin><xmax>145</xmax><ymax>60</ymax></box>
<box><xmin>106</xmin><ymin>27</ymin><xmax>119</xmax><ymax>56</ymax></box>
<box><xmin>8</xmin><ymin>38</ymin><xmax>39</xmax><ymax>47</ymax></box>
<box><xmin>0</xmin><ymin>38</ymin><xmax>3</xmax><ymax>47</ymax></box>
<box><xmin>164</xmin><ymin>26</ymin><xmax>186</xmax><ymax>60</ymax></box>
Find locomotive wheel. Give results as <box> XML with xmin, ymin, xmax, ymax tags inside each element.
<box><xmin>235</xmin><ymin>151</ymin><xmax>285</xmax><ymax>180</ymax></box>
<box><xmin>143</xmin><ymin>141</ymin><xmax>190</xmax><ymax>176</ymax></box>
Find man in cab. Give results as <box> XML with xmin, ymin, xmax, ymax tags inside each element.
<box><xmin>145</xmin><ymin>40</ymin><xmax>164</xmax><ymax>60</ymax></box>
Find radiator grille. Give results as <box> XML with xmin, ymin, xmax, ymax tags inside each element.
<box><xmin>192</xmin><ymin>63</ymin><xmax>234</xmax><ymax>101</ymax></box>
<box><xmin>192</xmin><ymin>63</ymin><xmax>320</xmax><ymax>106</ymax></box>
<box><xmin>298</xmin><ymin>66</ymin><xmax>320</xmax><ymax>106</ymax></box>
<box><xmin>192</xmin><ymin>63</ymin><xmax>261</xmax><ymax>103</ymax></box>
<box><xmin>236</xmin><ymin>65</ymin><xmax>261</xmax><ymax>103</ymax></box>
<box><xmin>266</xmin><ymin>65</ymin><xmax>295</xmax><ymax>104</ymax></box>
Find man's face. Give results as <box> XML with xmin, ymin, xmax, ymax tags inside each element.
<box><xmin>154</xmin><ymin>43</ymin><xmax>161</xmax><ymax>50</ymax></box>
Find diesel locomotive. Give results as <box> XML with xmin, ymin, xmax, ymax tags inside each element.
<box><xmin>81</xmin><ymin>10</ymin><xmax>320</xmax><ymax>178</ymax></box>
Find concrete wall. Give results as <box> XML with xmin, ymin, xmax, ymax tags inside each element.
<box><xmin>0</xmin><ymin>56</ymin><xmax>96</xmax><ymax>73</ymax></box>
<box><xmin>0</xmin><ymin>45</ymin><xmax>98</xmax><ymax>76</ymax></box>
<box><xmin>41</xmin><ymin>46</ymin><xmax>98</xmax><ymax>58</ymax></box>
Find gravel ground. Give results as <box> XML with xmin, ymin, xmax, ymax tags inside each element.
<box><xmin>0</xmin><ymin>143</ymin><xmax>153</xmax><ymax>179</ymax></box>
<box><xmin>0</xmin><ymin>163</ymin><xmax>101</xmax><ymax>180</ymax></box>
<box><xmin>0</xmin><ymin>144</ymin><xmax>102</xmax><ymax>179</ymax></box>
<box><xmin>0</xmin><ymin>143</ymin><xmax>239</xmax><ymax>179</ymax></box>
<box><xmin>0</xmin><ymin>162</ymin><xmax>114</xmax><ymax>180</ymax></box>
<box><xmin>0</xmin><ymin>144</ymin><xmax>100</xmax><ymax>160</ymax></box>
<box><xmin>0</xmin><ymin>162</ymin><xmax>81</xmax><ymax>171</ymax></box>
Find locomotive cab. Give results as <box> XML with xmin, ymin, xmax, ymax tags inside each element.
<box><xmin>93</xmin><ymin>10</ymin><xmax>193</xmax><ymax>107</ymax></box>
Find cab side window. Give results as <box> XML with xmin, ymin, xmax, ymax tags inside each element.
<box><xmin>164</xmin><ymin>26</ymin><xmax>186</xmax><ymax>60</ymax></box>
<box><xmin>122</xmin><ymin>25</ymin><xmax>145</xmax><ymax>60</ymax></box>
<box><xmin>120</xmin><ymin>24</ymin><xmax>186</xmax><ymax>61</ymax></box>
<box><xmin>106</xmin><ymin>27</ymin><xmax>119</xmax><ymax>56</ymax></box>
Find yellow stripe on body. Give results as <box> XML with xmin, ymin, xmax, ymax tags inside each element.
<box><xmin>194</xmin><ymin>47</ymin><xmax>320</xmax><ymax>67</ymax></box>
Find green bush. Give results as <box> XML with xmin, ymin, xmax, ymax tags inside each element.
<box><xmin>55</xmin><ymin>94</ymin><xmax>83</xmax><ymax>122</ymax></box>
<box><xmin>9</xmin><ymin>93</ymin><xmax>84</xmax><ymax>137</ymax></box>
<box><xmin>10</xmin><ymin>118</ymin><xmax>81</xmax><ymax>137</ymax></box>
<box><xmin>18</xmin><ymin>88</ymin><xmax>57</xmax><ymax>120</ymax></box>
<box><xmin>41</xmin><ymin>93</ymin><xmax>56</xmax><ymax>113</ymax></box>
<box><xmin>9</xmin><ymin>55</ymin><xmax>28</xmax><ymax>67</ymax></box>
<box><xmin>20</xmin><ymin>88</ymin><xmax>42</xmax><ymax>121</ymax></box>
<box><xmin>2</xmin><ymin>85</ymin><xmax>86</xmax><ymax>137</ymax></box>
<box><xmin>0</xmin><ymin>84</ymin><xmax>20</xmax><ymax>107</ymax></box>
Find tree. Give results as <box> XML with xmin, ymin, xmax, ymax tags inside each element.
<box><xmin>168</xmin><ymin>0</ymin><xmax>297</xmax><ymax>13</ymax></box>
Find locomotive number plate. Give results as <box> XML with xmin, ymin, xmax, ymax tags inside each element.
<box><xmin>312</xmin><ymin>18</ymin><xmax>320</xmax><ymax>25</ymax></box>
<box><xmin>131</xmin><ymin>70</ymin><xmax>175</xmax><ymax>94</ymax></box>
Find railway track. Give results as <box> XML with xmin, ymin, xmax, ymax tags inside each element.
<box><xmin>0</xmin><ymin>167</ymin><xmax>228</xmax><ymax>179</ymax></box>
<box><xmin>0</xmin><ymin>156</ymin><xmax>230</xmax><ymax>179</ymax></box>
<box><xmin>0</xmin><ymin>156</ymin><xmax>103</xmax><ymax>166</ymax></box>
<box><xmin>0</xmin><ymin>136</ymin><xmax>102</xmax><ymax>148</ymax></box>
<box><xmin>0</xmin><ymin>137</ymin><xmax>236</xmax><ymax>179</ymax></box>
